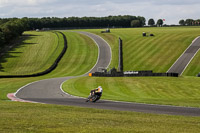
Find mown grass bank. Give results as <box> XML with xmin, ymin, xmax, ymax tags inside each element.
<box><xmin>45</xmin><ymin>31</ymin><xmax>98</xmax><ymax>77</ymax></box>
<box><xmin>183</xmin><ymin>48</ymin><xmax>200</xmax><ymax>76</ymax></box>
<box><xmin>0</xmin><ymin>31</ymin><xmax>98</xmax><ymax>99</ymax></box>
<box><xmin>63</xmin><ymin>76</ymin><xmax>200</xmax><ymax>107</ymax></box>
<box><xmin>63</xmin><ymin>27</ymin><xmax>200</xmax><ymax>108</ymax></box>
<box><xmin>82</xmin><ymin>27</ymin><xmax>200</xmax><ymax>75</ymax></box>
<box><xmin>1</xmin><ymin>28</ymin><xmax>200</xmax><ymax>132</ymax></box>
<box><xmin>0</xmin><ymin>31</ymin><xmax>61</xmax><ymax>75</ymax></box>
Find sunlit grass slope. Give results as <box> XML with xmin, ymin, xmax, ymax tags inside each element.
<box><xmin>0</xmin><ymin>31</ymin><xmax>98</xmax><ymax>77</ymax></box>
<box><xmin>0</xmin><ymin>31</ymin><xmax>98</xmax><ymax>99</ymax></box>
<box><xmin>0</xmin><ymin>31</ymin><xmax>62</xmax><ymax>75</ymax></box>
<box><xmin>62</xmin><ymin>27</ymin><xmax>200</xmax><ymax>108</ymax></box>
<box><xmin>63</xmin><ymin>76</ymin><xmax>200</xmax><ymax>107</ymax></box>
<box><xmin>46</xmin><ymin>31</ymin><xmax>98</xmax><ymax>77</ymax></box>
<box><xmin>83</xmin><ymin>27</ymin><xmax>200</xmax><ymax>74</ymax></box>
<box><xmin>0</xmin><ymin>29</ymin><xmax>200</xmax><ymax>132</ymax></box>
<box><xmin>183</xmin><ymin>49</ymin><xmax>200</xmax><ymax>76</ymax></box>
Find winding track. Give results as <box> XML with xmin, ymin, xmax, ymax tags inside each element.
<box><xmin>14</xmin><ymin>32</ymin><xmax>200</xmax><ymax>116</ymax></box>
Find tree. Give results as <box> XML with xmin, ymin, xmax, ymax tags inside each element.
<box><xmin>0</xmin><ymin>15</ymin><xmax>148</xmax><ymax>49</ymax></box>
<box><xmin>137</xmin><ymin>16</ymin><xmax>146</xmax><ymax>26</ymax></box>
<box><xmin>148</xmin><ymin>19</ymin><xmax>155</xmax><ymax>26</ymax></box>
<box><xmin>157</xmin><ymin>19</ymin><xmax>163</xmax><ymax>27</ymax></box>
<box><xmin>131</xmin><ymin>20</ymin><xmax>140</xmax><ymax>27</ymax></box>
<box><xmin>185</xmin><ymin>19</ymin><xmax>194</xmax><ymax>26</ymax></box>
<box><xmin>179</xmin><ymin>20</ymin><xmax>185</xmax><ymax>26</ymax></box>
<box><xmin>197</xmin><ymin>19</ymin><xmax>200</xmax><ymax>26</ymax></box>
<box><xmin>0</xmin><ymin>31</ymin><xmax>5</xmax><ymax>46</ymax></box>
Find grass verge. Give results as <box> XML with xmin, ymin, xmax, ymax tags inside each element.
<box><xmin>63</xmin><ymin>76</ymin><xmax>200</xmax><ymax>107</ymax></box>
<box><xmin>0</xmin><ymin>101</ymin><xmax>200</xmax><ymax>133</ymax></box>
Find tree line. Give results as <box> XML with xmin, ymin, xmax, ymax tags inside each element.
<box><xmin>179</xmin><ymin>19</ymin><xmax>200</xmax><ymax>26</ymax></box>
<box><xmin>2</xmin><ymin>16</ymin><xmax>200</xmax><ymax>48</ymax></box>
<box><xmin>0</xmin><ymin>18</ymin><xmax>29</xmax><ymax>46</ymax></box>
<box><xmin>0</xmin><ymin>15</ymin><xmax>146</xmax><ymax>47</ymax></box>
<box><xmin>0</xmin><ymin>16</ymin><xmax>168</xmax><ymax>48</ymax></box>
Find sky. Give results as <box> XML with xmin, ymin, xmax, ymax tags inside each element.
<box><xmin>0</xmin><ymin>0</ymin><xmax>200</xmax><ymax>25</ymax></box>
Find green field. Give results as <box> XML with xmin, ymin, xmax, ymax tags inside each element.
<box><xmin>0</xmin><ymin>31</ymin><xmax>98</xmax><ymax>76</ymax></box>
<box><xmin>63</xmin><ymin>27</ymin><xmax>200</xmax><ymax>108</ymax></box>
<box><xmin>63</xmin><ymin>76</ymin><xmax>200</xmax><ymax>107</ymax></box>
<box><xmin>1</xmin><ymin>101</ymin><xmax>200</xmax><ymax>133</ymax></box>
<box><xmin>0</xmin><ymin>31</ymin><xmax>98</xmax><ymax>99</ymax></box>
<box><xmin>0</xmin><ymin>31</ymin><xmax>61</xmax><ymax>75</ymax></box>
<box><xmin>83</xmin><ymin>27</ymin><xmax>200</xmax><ymax>74</ymax></box>
<box><xmin>183</xmin><ymin>48</ymin><xmax>200</xmax><ymax>76</ymax></box>
<box><xmin>1</xmin><ymin>28</ymin><xmax>200</xmax><ymax>132</ymax></box>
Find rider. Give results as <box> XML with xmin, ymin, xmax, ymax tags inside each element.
<box><xmin>86</xmin><ymin>86</ymin><xmax>103</xmax><ymax>102</ymax></box>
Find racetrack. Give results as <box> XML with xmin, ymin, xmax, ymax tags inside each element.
<box><xmin>13</xmin><ymin>32</ymin><xmax>200</xmax><ymax>116</ymax></box>
<box><xmin>168</xmin><ymin>37</ymin><xmax>200</xmax><ymax>75</ymax></box>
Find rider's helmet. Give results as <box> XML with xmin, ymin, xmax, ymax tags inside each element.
<box><xmin>98</xmin><ymin>86</ymin><xmax>103</xmax><ymax>93</ymax></box>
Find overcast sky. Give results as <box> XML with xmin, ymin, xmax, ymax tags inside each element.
<box><xmin>0</xmin><ymin>0</ymin><xmax>200</xmax><ymax>24</ymax></box>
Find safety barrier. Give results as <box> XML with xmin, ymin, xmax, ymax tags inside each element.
<box><xmin>90</xmin><ymin>70</ymin><xmax>179</xmax><ymax>77</ymax></box>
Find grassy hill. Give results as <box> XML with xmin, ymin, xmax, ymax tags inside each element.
<box><xmin>83</xmin><ymin>27</ymin><xmax>200</xmax><ymax>74</ymax></box>
<box><xmin>45</xmin><ymin>31</ymin><xmax>98</xmax><ymax>77</ymax></box>
<box><xmin>0</xmin><ymin>31</ymin><xmax>61</xmax><ymax>75</ymax></box>
<box><xmin>0</xmin><ymin>31</ymin><xmax>98</xmax><ymax>77</ymax></box>
<box><xmin>183</xmin><ymin>48</ymin><xmax>200</xmax><ymax>76</ymax></box>
<box><xmin>63</xmin><ymin>27</ymin><xmax>200</xmax><ymax>107</ymax></box>
<box><xmin>0</xmin><ymin>31</ymin><xmax>98</xmax><ymax>99</ymax></box>
<box><xmin>0</xmin><ymin>28</ymin><xmax>200</xmax><ymax>132</ymax></box>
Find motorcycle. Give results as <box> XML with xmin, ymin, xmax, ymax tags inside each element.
<box><xmin>86</xmin><ymin>93</ymin><xmax>102</xmax><ymax>102</ymax></box>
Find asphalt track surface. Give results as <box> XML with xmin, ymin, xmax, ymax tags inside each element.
<box><xmin>15</xmin><ymin>32</ymin><xmax>200</xmax><ymax>116</ymax></box>
<box><xmin>168</xmin><ymin>37</ymin><xmax>200</xmax><ymax>75</ymax></box>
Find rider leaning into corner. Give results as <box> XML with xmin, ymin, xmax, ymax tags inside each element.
<box><xmin>86</xmin><ymin>86</ymin><xmax>103</xmax><ymax>102</ymax></box>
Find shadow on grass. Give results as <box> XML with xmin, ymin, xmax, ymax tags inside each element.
<box><xmin>0</xmin><ymin>34</ymin><xmax>38</xmax><ymax>72</ymax></box>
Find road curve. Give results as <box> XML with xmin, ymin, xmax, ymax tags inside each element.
<box><xmin>15</xmin><ymin>31</ymin><xmax>111</xmax><ymax>99</ymax></box>
<box><xmin>168</xmin><ymin>37</ymin><xmax>200</xmax><ymax>75</ymax></box>
<box><xmin>14</xmin><ymin>32</ymin><xmax>200</xmax><ymax>116</ymax></box>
